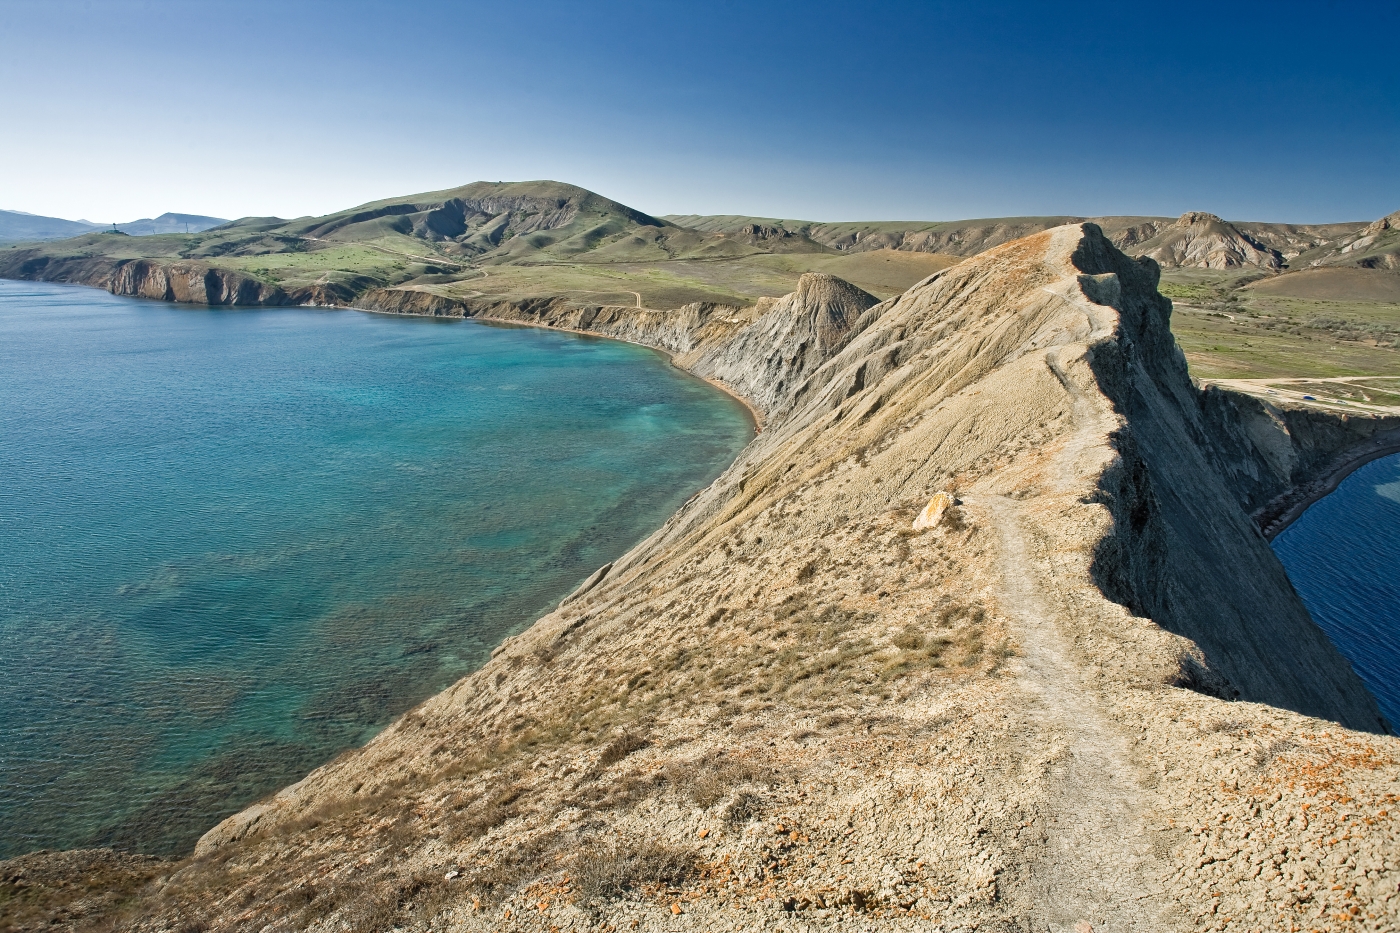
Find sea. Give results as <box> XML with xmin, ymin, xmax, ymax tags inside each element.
<box><xmin>0</xmin><ymin>280</ymin><xmax>753</xmax><ymax>858</ymax></box>
<box><xmin>1273</xmin><ymin>452</ymin><xmax>1400</xmax><ymax>730</ymax></box>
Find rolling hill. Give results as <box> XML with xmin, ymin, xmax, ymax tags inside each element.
<box><xmin>0</xmin><ymin>181</ymin><xmax>956</xmax><ymax>309</ymax></box>
<box><xmin>3</xmin><ymin>181</ymin><xmax>1396</xmax><ymax>381</ymax></box>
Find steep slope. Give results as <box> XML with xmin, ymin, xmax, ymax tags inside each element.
<box><xmin>686</xmin><ymin>273</ymin><xmax>879</xmax><ymax>415</ymax></box>
<box><xmin>44</xmin><ymin>223</ymin><xmax>1398</xmax><ymax>933</ymax></box>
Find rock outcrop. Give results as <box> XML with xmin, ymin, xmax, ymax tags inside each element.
<box><xmin>8</xmin><ymin>225</ymin><xmax>1398</xmax><ymax>932</ymax></box>
<box><xmin>0</xmin><ymin>252</ymin><xmax>289</xmax><ymax>305</ymax></box>
<box><xmin>1306</xmin><ymin>207</ymin><xmax>1400</xmax><ymax>272</ymax></box>
<box><xmin>352</xmin><ymin>273</ymin><xmax>879</xmax><ymax>421</ymax></box>
<box><xmin>1132</xmin><ymin>211</ymin><xmax>1284</xmax><ymax>271</ymax></box>
<box><xmin>685</xmin><ymin>273</ymin><xmax>878</xmax><ymax>416</ymax></box>
<box><xmin>1360</xmin><ymin>209</ymin><xmax>1400</xmax><ymax>238</ymax></box>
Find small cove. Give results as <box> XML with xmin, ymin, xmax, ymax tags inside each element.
<box><xmin>1273</xmin><ymin>452</ymin><xmax>1400</xmax><ymax>730</ymax></box>
<box><xmin>0</xmin><ymin>280</ymin><xmax>753</xmax><ymax>858</ymax></box>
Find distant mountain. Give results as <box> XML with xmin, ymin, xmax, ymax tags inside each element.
<box><xmin>1129</xmin><ymin>212</ymin><xmax>1285</xmax><ymax>271</ymax></box>
<box><xmin>113</xmin><ymin>213</ymin><xmax>228</xmax><ymax>236</ymax></box>
<box><xmin>663</xmin><ymin>211</ymin><xmax>1376</xmax><ymax>273</ymax></box>
<box><xmin>0</xmin><ymin>209</ymin><xmax>99</xmax><ymax>242</ymax></box>
<box><xmin>0</xmin><ymin>209</ymin><xmax>227</xmax><ymax>242</ymax></box>
<box><xmin>1289</xmin><ymin>208</ymin><xmax>1400</xmax><ymax>274</ymax></box>
<box><xmin>3</xmin><ymin>180</ymin><xmax>1394</xmax><ymax>314</ymax></box>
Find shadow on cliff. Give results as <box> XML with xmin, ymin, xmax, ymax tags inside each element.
<box><xmin>1069</xmin><ymin>226</ymin><xmax>1390</xmax><ymax>734</ymax></box>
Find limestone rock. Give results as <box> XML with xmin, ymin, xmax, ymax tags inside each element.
<box><xmin>912</xmin><ymin>492</ymin><xmax>954</xmax><ymax>530</ymax></box>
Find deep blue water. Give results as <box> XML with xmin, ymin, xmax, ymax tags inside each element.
<box><xmin>0</xmin><ymin>280</ymin><xmax>752</xmax><ymax>858</ymax></box>
<box><xmin>1273</xmin><ymin>453</ymin><xmax>1400</xmax><ymax>730</ymax></box>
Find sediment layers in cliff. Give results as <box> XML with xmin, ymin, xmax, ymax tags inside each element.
<box><xmin>0</xmin><ymin>251</ymin><xmax>386</xmax><ymax>307</ymax></box>
<box><xmin>1198</xmin><ymin>389</ymin><xmax>1400</xmax><ymax>536</ymax></box>
<box><xmin>0</xmin><ymin>253</ymin><xmax>290</xmax><ymax>305</ymax></box>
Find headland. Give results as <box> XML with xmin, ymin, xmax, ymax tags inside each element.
<box><xmin>3</xmin><ymin>187</ymin><xmax>1399</xmax><ymax>932</ymax></box>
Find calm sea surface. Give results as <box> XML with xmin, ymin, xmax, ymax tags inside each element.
<box><xmin>0</xmin><ymin>280</ymin><xmax>752</xmax><ymax>858</ymax></box>
<box><xmin>1273</xmin><ymin>453</ymin><xmax>1400</xmax><ymax>729</ymax></box>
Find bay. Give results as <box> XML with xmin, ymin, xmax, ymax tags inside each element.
<box><xmin>0</xmin><ymin>280</ymin><xmax>752</xmax><ymax>858</ymax></box>
<box><xmin>1273</xmin><ymin>453</ymin><xmax>1400</xmax><ymax>730</ymax></box>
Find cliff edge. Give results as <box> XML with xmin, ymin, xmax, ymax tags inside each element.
<box><xmin>11</xmin><ymin>225</ymin><xmax>1398</xmax><ymax>932</ymax></box>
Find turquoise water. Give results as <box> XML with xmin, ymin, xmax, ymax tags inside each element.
<box><xmin>1273</xmin><ymin>453</ymin><xmax>1400</xmax><ymax>730</ymax></box>
<box><xmin>0</xmin><ymin>280</ymin><xmax>752</xmax><ymax>858</ymax></box>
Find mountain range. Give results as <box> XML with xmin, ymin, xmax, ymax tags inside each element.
<box><xmin>2</xmin><ymin>182</ymin><xmax>1396</xmax><ymax>310</ymax></box>
<box><xmin>0</xmin><ymin>209</ymin><xmax>227</xmax><ymax>241</ymax></box>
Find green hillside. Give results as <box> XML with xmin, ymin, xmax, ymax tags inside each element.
<box><xmin>0</xmin><ymin>181</ymin><xmax>952</xmax><ymax>307</ymax></box>
<box><xmin>3</xmin><ymin>182</ymin><xmax>1397</xmax><ymax>381</ymax></box>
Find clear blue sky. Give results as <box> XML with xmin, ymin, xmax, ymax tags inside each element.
<box><xmin>2</xmin><ymin>0</ymin><xmax>1397</xmax><ymax>224</ymax></box>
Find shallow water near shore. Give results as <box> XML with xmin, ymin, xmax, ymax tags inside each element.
<box><xmin>0</xmin><ymin>280</ymin><xmax>753</xmax><ymax>859</ymax></box>
<box><xmin>1273</xmin><ymin>453</ymin><xmax>1400</xmax><ymax>729</ymax></box>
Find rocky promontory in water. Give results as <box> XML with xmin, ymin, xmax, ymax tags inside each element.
<box><xmin>5</xmin><ymin>224</ymin><xmax>1398</xmax><ymax>931</ymax></box>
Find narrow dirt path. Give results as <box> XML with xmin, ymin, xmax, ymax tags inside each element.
<box><xmin>961</xmin><ymin>326</ymin><xmax>1181</xmax><ymax>930</ymax></box>
<box><xmin>977</xmin><ymin>495</ymin><xmax>1178</xmax><ymax>932</ymax></box>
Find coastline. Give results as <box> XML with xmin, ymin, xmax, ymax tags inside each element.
<box><xmin>24</xmin><ymin>271</ymin><xmax>1400</xmax><ymax>541</ymax></box>
<box><xmin>468</xmin><ymin>312</ymin><xmax>767</xmax><ymax>433</ymax></box>
<box><xmin>8</xmin><ymin>225</ymin><xmax>1400</xmax><ymax>930</ymax></box>
<box><xmin>0</xmin><ymin>280</ymin><xmax>762</xmax><ymax>861</ymax></box>
<box><xmin>1260</xmin><ymin>436</ymin><xmax>1400</xmax><ymax>539</ymax></box>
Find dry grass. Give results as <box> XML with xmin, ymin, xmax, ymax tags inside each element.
<box><xmin>598</xmin><ymin>729</ymin><xmax>649</xmax><ymax>766</ymax></box>
<box><xmin>571</xmin><ymin>840</ymin><xmax>697</xmax><ymax>907</ymax></box>
<box><xmin>452</xmin><ymin>783</ymin><xmax>524</xmax><ymax>841</ymax></box>
<box><xmin>676</xmin><ymin>756</ymin><xmax>768</xmax><ymax>809</ymax></box>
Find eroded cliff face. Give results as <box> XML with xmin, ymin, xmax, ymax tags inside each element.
<box><xmin>1197</xmin><ymin>389</ymin><xmax>1400</xmax><ymax>537</ymax></box>
<box><xmin>7</xmin><ymin>226</ymin><xmax>1397</xmax><ymax>933</ymax></box>
<box><xmin>684</xmin><ymin>274</ymin><xmax>878</xmax><ymax>417</ymax></box>
<box><xmin>1132</xmin><ymin>212</ymin><xmax>1284</xmax><ymax>271</ymax></box>
<box><xmin>0</xmin><ymin>252</ymin><xmax>290</xmax><ymax>306</ymax></box>
<box><xmin>32</xmin><ymin>223</ymin><xmax>1392</xmax><ymax>933</ymax></box>
<box><xmin>351</xmin><ymin>273</ymin><xmax>879</xmax><ymax>422</ymax></box>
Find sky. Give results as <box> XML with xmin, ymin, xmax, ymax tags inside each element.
<box><xmin>2</xmin><ymin>0</ymin><xmax>1397</xmax><ymax>225</ymax></box>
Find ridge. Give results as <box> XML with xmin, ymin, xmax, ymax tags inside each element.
<box><xmin>30</xmin><ymin>222</ymin><xmax>1396</xmax><ymax>932</ymax></box>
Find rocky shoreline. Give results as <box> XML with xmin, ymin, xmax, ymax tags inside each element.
<box><xmin>1257</xmin><ymin>434</ymin><xmax>1400</xmax><ymax>539</ymax></box>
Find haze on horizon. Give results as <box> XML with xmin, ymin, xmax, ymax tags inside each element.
<box><xmin>2</xmin><ymin>0</ymin><xmax>1396</xmax><ymax>226</ymax></box>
